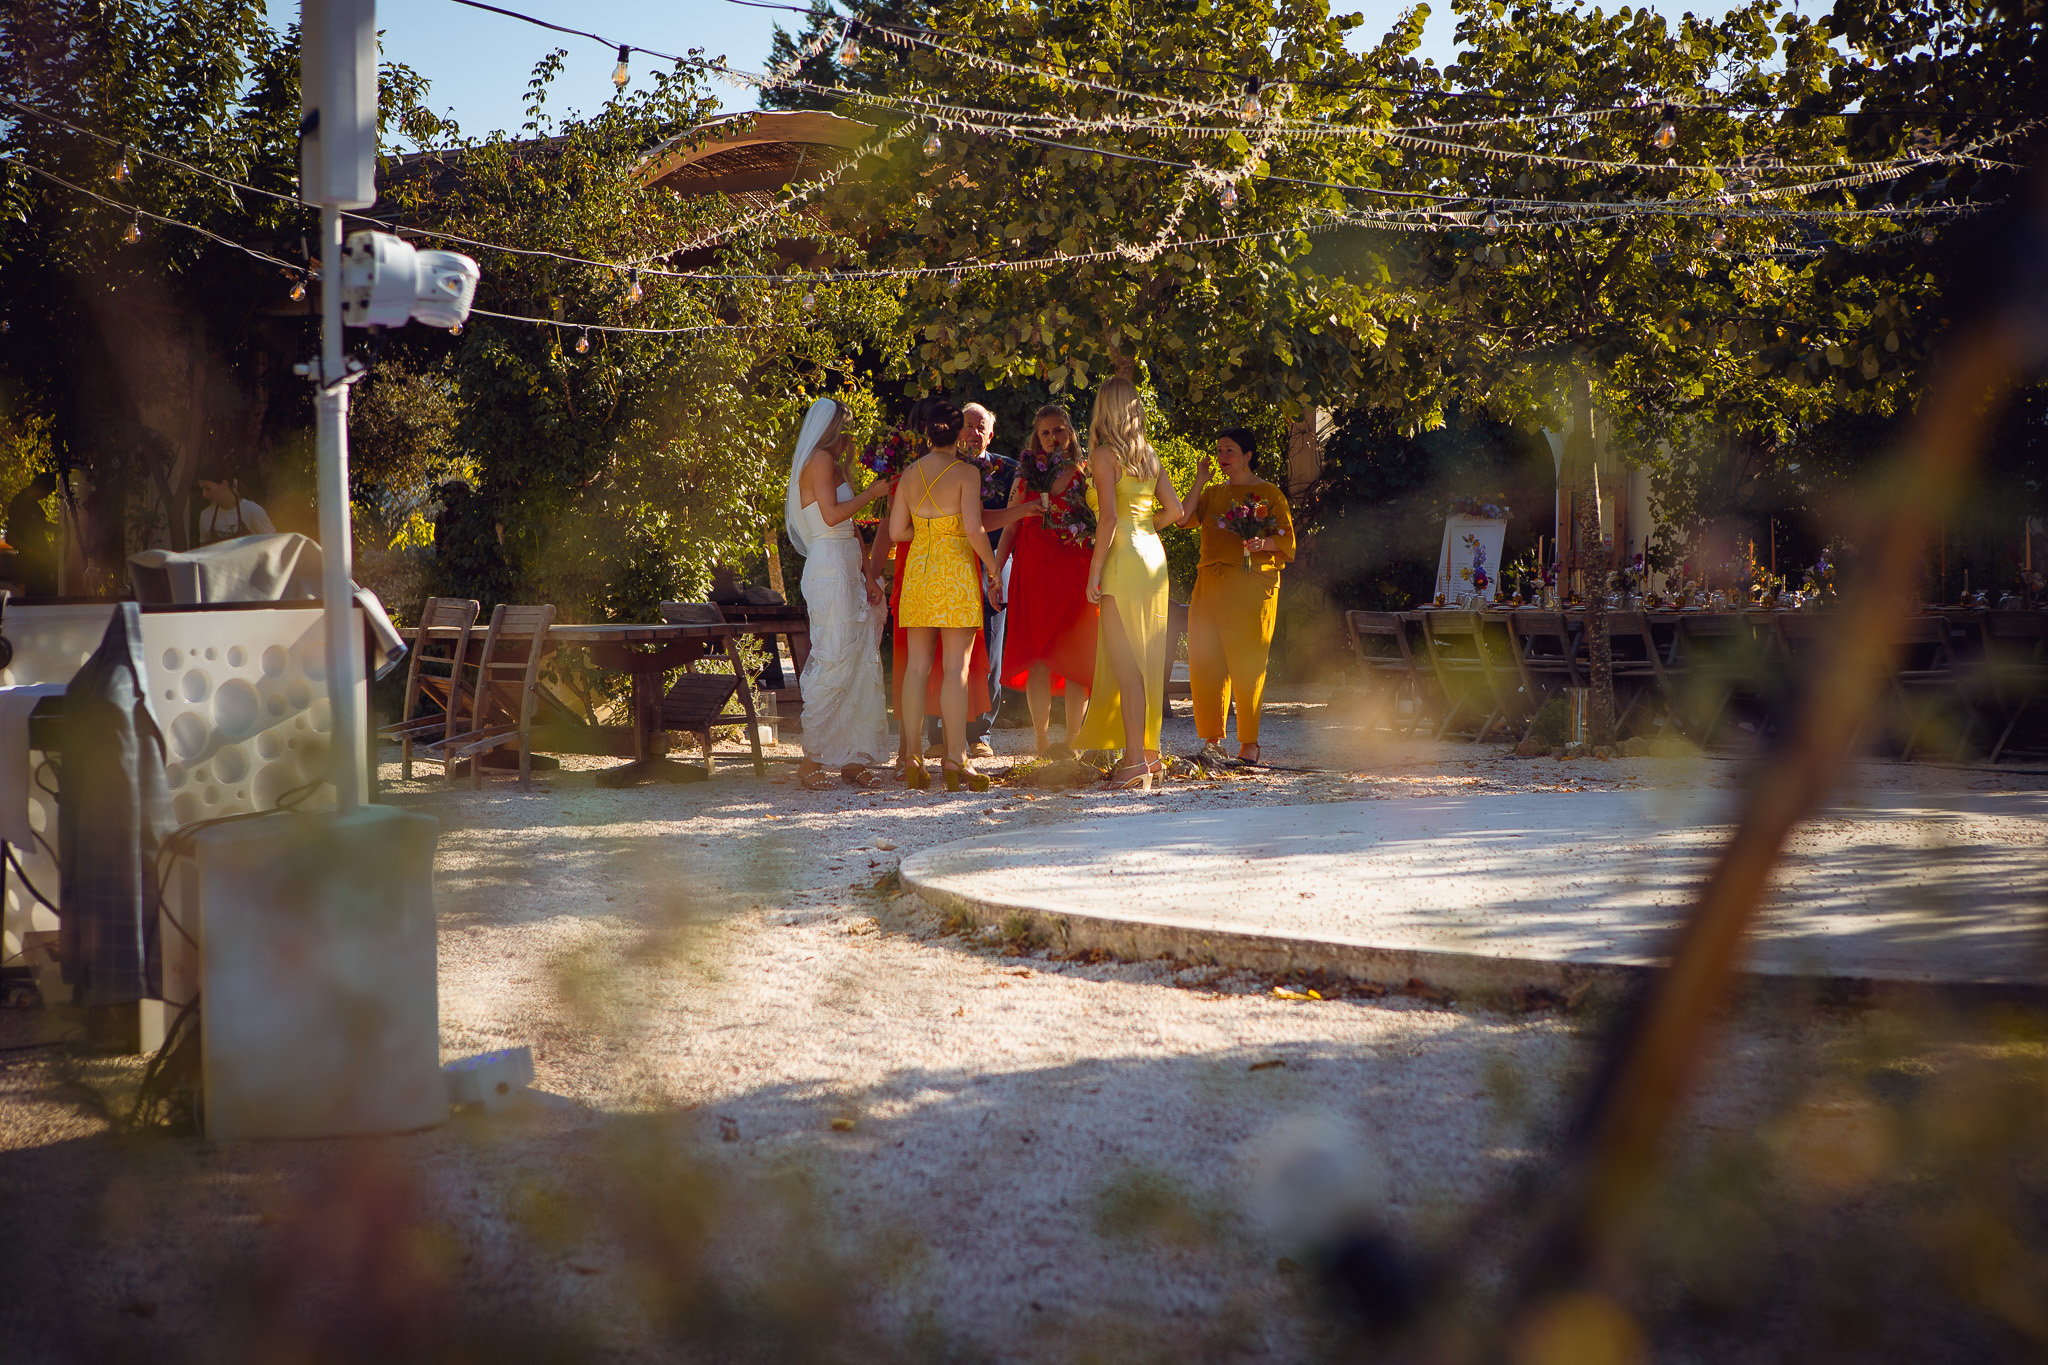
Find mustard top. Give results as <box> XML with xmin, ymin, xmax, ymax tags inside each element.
<box><xmin>1195</xmin><ymin>480</ymin><xmax>1295</xmax><ymax>569</ymax></box>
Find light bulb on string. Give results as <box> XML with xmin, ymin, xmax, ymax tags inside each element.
<box><xmin>1483</xmin><ymin>212</ymin><xmax>1501</xmax><ymax>235</ymax></box>
<box><xmin>289</xmin><ymin>273</ymin><xmax>307</xmax><ymax>301</ymax></box>
<box><xmin>1240</xmin><ymin>76</ymin><xmax>1263</xmax><ymax>121</ymax></box>
<box><xmin>1653</xmin><ymin>107</ymin><xmax>1678</xmax><ymax>150</ymax></box>
<box><xmin>450</xmin><ymin>323</ymin><xmax>463</xmax><ymax>336</ymax></box>
<box><xmin>1708</xmin><ymin>220</ymin><xmax>1727</xmax><ymax>248</ymax></box>
<box><xmin>1219</xmin><ymin>181</ymin><xmax>1239</xmax><ymax>209</ymax></box>
<box><xmin>801</xmin><ymin>290</ymin><xmax>816</xmax><ymax>312</ymax></box>
<box><xmin>923</xmin><ymin>130</ymin><xmax>942</xmax><ymax>157</ymax></box>
<box><xmin>109</xmin><ymin>145</ymin><xmax>132</xmax><ymax>184</ymax></box>
<box><xmin>123</xmin><ymin>212</ymin><xmax>141</xmax><ymax>244</ymax></box>
<box><xmin>839</xmin><ymin>24</ymin><xmax>861</xmax><ymax>64</ymax></box>
<box><xmin>626</xmin><ymin>268</ymin><xmax>644</xmax><ymax>305</ymax></box>
<box><xmin>575</xmin><ymin>329</ymin><xmax>590</xmax><ymax>354</ymax></box>
<box><xmin>612</xmin><ymin>45</ymin><xmax>631</xmax><ymax>92</ymax></box>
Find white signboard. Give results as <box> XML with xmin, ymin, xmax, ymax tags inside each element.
<box><xmin>1436</xmin><ymin>515</ymin><xmax>1508</xmax><ymax>604</ymax></box>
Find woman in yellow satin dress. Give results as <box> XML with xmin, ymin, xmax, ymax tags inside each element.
<box><xmin>1074</xmin><ymin>376</ymin><xmax>1186</xmax><ymax>790</ymax></box>
<box><xmin>1177</xmin><ymin>427</ymin><xmax>1296</xmax><ymax>766</ymax></box>
<box><xmin>889</xmin><ymin>399</ymin><xmax>1005</xmax><ymax>791</ymax></box>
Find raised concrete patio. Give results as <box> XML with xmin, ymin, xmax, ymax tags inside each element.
<box><xmin>901</xmin><ymin>791</ymin><xmax>2048</xmax><ymax>995</ymax></box>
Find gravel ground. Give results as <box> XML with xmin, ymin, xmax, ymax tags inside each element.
<box><xmin>2</xmin><ymin>688</ymin><xmax>2044</xmax><ymax>1362</ymax></box>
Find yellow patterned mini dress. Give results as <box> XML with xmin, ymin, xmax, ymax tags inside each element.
<box><xmin>897</xmin><ymin>462</ymin><xmax>984</xmax><ymax>629</ymax></box>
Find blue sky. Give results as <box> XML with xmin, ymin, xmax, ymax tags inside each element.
<box><xmin>266</xmin><ymin>2</ymin><xmax>1748</xmax><ymax>142</ymax></box>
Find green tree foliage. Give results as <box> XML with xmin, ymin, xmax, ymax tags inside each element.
<box><xmin>801</xmin><ymin>0</ymin><xmax>1426</xmax><ymax>425</ymax></box>
<box><xmin>0</xmin><ymin>0</ymin><xmax>434</xmax><ymax>568</ymax></box>
<box><xmin>384</xmin><ymin>51</ymin><xmax>904</xmax><ymax>619</ymax></box>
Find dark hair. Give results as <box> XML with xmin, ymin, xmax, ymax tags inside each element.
<box><xmin>195</xmin><ymin>466</ymin><xmax>237</xmax><ymax>487</ymax></box>
<box><xmin>906</xmin><ymin>395</ymin><xmax>942</xmax><ymax>437</ymax></box>
<box><xmin>925</xmin><ymin>398</ymin><xmax>965</xmax><ymax>448</ymax></box>
<box><xmin>1217</xmin><ymin>427</ymin><xmax>1260</xmax><ymax>471</ymax></box>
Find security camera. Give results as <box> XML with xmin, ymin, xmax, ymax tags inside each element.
<box><xmin>339</xmin><ymin>230</ymin><xmax>479</xmax><ymax>330</ymax></box>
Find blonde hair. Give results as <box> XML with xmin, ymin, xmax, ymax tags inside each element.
<box><xmin>1086</xmin><ymin>376</ymin><xmax>1158</xmax><ymax>480</ymax></box>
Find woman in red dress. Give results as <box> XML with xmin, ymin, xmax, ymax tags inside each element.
<box><xmin>994</xmin><ymin>404</ymin><xmax>1097</xmax><ymax>757</ymax></box>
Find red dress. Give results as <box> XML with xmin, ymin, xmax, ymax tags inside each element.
<box><xmin>891</xmin><ymin>537</ymin><xmax>990</xmax><ymax>718</ymax></box>
<box><xmin>1001</xmin><ymin>485</ymin><xmax>1097</xmax><ymax>695</ymax></box>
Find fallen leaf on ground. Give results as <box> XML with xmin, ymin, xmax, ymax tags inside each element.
<box><xmin>830</xmin><ymin>1117</ymin><xmax>855</xmax><ymax>1131</ymax></box>
<box><xmin>1249</xmin><ymin>1059</ymin><xmax>1287</xmax><ymax>1071</ymax></box>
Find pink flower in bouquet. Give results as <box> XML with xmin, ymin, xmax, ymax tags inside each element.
<box><xmin>1216</xmin><ymin>496</ymin><xmax>1280</xmax><ymax>572</ymax></box>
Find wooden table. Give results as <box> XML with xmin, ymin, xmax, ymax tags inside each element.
<box><xmin>407</xmin><ymin>620</ymin><xmax>774</xmax><ymax>787</ymax></box>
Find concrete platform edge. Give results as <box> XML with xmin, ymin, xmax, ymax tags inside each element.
<box><xmin>901</xmin><ymin>856</ymin><xmax>2048</xmax><ymax>1010</ymax></box>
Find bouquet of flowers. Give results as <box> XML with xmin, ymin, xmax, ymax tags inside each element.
<box><xmin>1017</xmin><ymin>443</ymin><xmax>1071</xmax><ymax>497</ymax></box>
<box><xmin>859</xmin><ymin>428</ymin><xmax>923</xmax><ymax>481</ymax></box>
<box><xmin>1047</xmin><ymin>485</ymin><xmax>1098</xmax><ymax>548</ymax></box>
<box><xmin>1457</xmin><ymin>532</ymin><xmax>1491</xmax><ymax>595</ymax></box>
<box><xmin>1216</xmin><ymin>496</ymin><xmax>1281</xmax><ymax>572</ymax></box>
<box><xmin>1446</xmin><ymin>495</ymin><xmax>1512</xmax><ymax>521</ymax></box>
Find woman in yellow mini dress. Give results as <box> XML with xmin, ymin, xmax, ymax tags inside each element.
<box><xmin>1074</xmin><ymin>376</ymin><xmax>1186</xmax><ymax>790</ymax></box>
<box><xmin>889</xmin><ymin>399</ymin><xmax>1005</xmax><ymax>790</ymax></box>
<box><xmin>1177</xmin><ymin>427</ymin><xmax>1295</xmax><ymax>766</ymax></box>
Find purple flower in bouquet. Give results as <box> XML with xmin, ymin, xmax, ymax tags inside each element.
<box><xmin>1216</xmin><ymin>496</ymin><xmax>1280</xmax><ymax>572</ymax></box>
<box><xmin>1457</xmin><ymin>533</ymin><xmax>1491</xmax><ymax>594</ymax></box>
<box><xmin>1449</xmin><ymin>495</ymin><xmax>1511</xmax><ymax>521</ymax></box>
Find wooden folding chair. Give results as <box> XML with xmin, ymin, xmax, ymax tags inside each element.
<box><xmin>658</xmin><ymin>602</ymin><xmax>767</xmax><ymax>776</ymax></box>
<box><xmin>1604</xmin><ymin>611</ymin><xmax>1679</xmax><ymax>738</ymax></box>
<box><xmin>1419</xmin><ymin>611</ymin><xmax>1512</xmax><ymax>741</ymax></box>
<box><xmin>1667</xmin><ymin>613</ymin><xmax>1766</xmax><ymax>746</ymax></box>
<box><xmin>380</xmin><ymin>596</ymin><xmax>480</xmax><ymax>779</ymax></box>
<box><xmin>1976</xmin><ymin>611</ymin><xmax>2048</xmax><ymax>761</ymax></box>
<box><xmin>417</xmin><ymin>603</ymin><xmax>556</xmax><ymax>789</ymax></box>
<box><xmin>1890</xmin><ymin>614</ymin><xmax>1966</xmax><ymax>758</ymax></box>
<box><xmin>1506</xmin><ymin>610</ymin><xmax>1581</xmax><ymax>712</ymax></box>
<box><xmin>1344</xmin><ymin>610</ymin><xmax>1432</xmax><ymax>736</ymax></box>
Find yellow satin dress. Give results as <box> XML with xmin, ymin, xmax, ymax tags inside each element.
<box><xmin>1073</xmin><ymin>473</ymin><xmax>1168</xmax><ymax>753</ymax></box>
<box><xmin>897</xmin><ymin>462</ymin><xmax>983</xmax><ymax>629</ymax></box>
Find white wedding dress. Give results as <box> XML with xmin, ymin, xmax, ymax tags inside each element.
<box><xmin>794</xmin><ymin>484</ymin><xmax>889</xmax><ymax>768</ymax></box>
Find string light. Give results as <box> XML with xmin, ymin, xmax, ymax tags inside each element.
<box><xmin>289</xmin><ymin>273</ymin><xmax>307</xmax><ymax>301</ymax></box>
<box><xmin>1483</xmin><ymin>212</ymin><xmax>1501</xmax><ymax>234</ymax></box>
<box><xmin>1240</xmin><ymin>76</ymin><xmax>1263</xmax><ymax>121</ymax></box>
<box><xmin>109</xmin><ymin>144</ymin><xmax>131</xmax><ymax>183</ymax></box>
<box><xmin>626</xmin><ymin>267</ymin><xmax>643</xmax><ymax>304</ymax></box>
<box><xmin>1654</xmin><ymin>107</ymin><xmax>1679</xmax><ymax>150</ymax></box>
<box><xmin>839</xmin><ymin>22</ymin><xmax>860</xmax><ymax>64</ymax></box>
<box><xmin>1220</xmin><ymin>182</ymin><xmax>1239</xmax><ymax>209</ymax></box>
<box><xmin>123</xmin><ymin>212</ymin><xmax>141</xmax><ymax>243</ymax></box>
<box><xmin>1709</xmin><ymin>221</ymin><xmax>1727</xmax><ymax>247</ymax></box>
<box><xmin>575</xmin><ymin>328</ymin><xmax>590</xmax><ymax>352</ymax></box>
<box><xmin>450</xmin><ymin>322</ymin><xmax>463</xmax><ymax>336</ymax></box>
<box><xmin>611</xmin><ymin>44</ymin><xmax>630</xmax><ymax>92</ymax></box>
<box><xmin>801</xmin><ymin>290</ymin><xmax>816</xmax><ymax>311</ymax></box>
<box><xmin>923</xmin><ymin>130</ymin><xmax>942</xmax><ymax>157</ymax></box>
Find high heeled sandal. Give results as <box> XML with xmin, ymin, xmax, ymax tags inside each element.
<box><xmin>943</xmin><ymin>762</ymin><xmax>990</xmax><ymax>793</ymax></box>
<box><xmin>1107</xmin><ymin>761</ymin><xmax>1153</xmax><ymax>792</ymax></box>
<box><xmin>904</xmin><ymin>762</ymin><xmax>932</xmax><ymax>791</ymax></box>
<box><xmin>1238</xmin><ymin>743</ymin><xmax>1263</xmax><ymax>767</ymax></box>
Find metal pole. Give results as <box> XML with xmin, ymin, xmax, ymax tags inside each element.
<box><xmin>314</xmin><ymin>204</ymin><xmax>360</xmax><ymax>814</ymax></box>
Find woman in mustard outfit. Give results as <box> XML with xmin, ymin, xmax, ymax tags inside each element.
<box><xmin>889</xmin><ymin>399</ymin><xmax>1005</xmax><ymax>791</ymax></box>
<box><xmin>1074</xmin><ymin>377</ymin><xmax>1185</xmax><ymax>790</ymax></box>
<box><xmin>1178</xmin><ymin>427</ymin><xmax>1296</xmax><ymax>766</ymax></box>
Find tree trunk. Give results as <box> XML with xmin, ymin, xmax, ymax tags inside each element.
<box><xmin>765</xmin><ymin>535</ymin><xmax>786</xmax><ymax>598</ymax></box>
<box><xmin>1569</xmin><ymin>371</ymin><xmax>1617</xmax><ymax>745</ymax></box>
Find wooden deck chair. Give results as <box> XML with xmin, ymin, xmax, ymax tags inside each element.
<box><xmin>1345</xmin><ymin>610</ymin><xmax>1432</xmax><ymax>736</ymax></box>
<box><xmin>657</xmin><ymin>602</ymin><xmax>766</xmax><ymax>776</ymax></box>
<box><xmin>417</xmin><ymin>603</ymin><xmax>556</xmax><ymax>789</ymax></box>
<box><xmin>1419</xmin><ymin>611</ymin><xmax>1511</xmax><ymax>741</ymax></box>
<box><xmin>380</xmin><ymin>596</ymin><xmax>480</xmax><ymax>779</ymax></box>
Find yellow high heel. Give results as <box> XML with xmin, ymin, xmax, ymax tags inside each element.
<box><xmin>905</xmin><ymin>762</ymin><xmax>931</xmax><ymax>791</ymax></box>
<box><xmin>943</xmin><ymin>762</ymin><xmax>990</xmax><ymax>793</ymax></box>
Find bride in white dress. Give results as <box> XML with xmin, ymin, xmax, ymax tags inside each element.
<box><xmin>785</xmin><ymin>397</ymin><xmax>893</xmax><ymax>789</ymax></box>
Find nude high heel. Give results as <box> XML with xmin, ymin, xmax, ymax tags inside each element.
<box><xmin>1107</xmin><ymin>760</ymin><xmax>1152</xmax><ymax>792</ymax></box>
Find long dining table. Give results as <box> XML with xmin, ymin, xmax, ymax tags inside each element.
<box><xmin>406</xmin><ymin>618</ymin><xmax>778</xmax><ymax>786</ymax></box>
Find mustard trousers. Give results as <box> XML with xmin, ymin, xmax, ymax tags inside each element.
<box><xmin>1188</xmin><ymin>562</ymin><xmax>1280</xmax><ymax>744</ymax></box>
